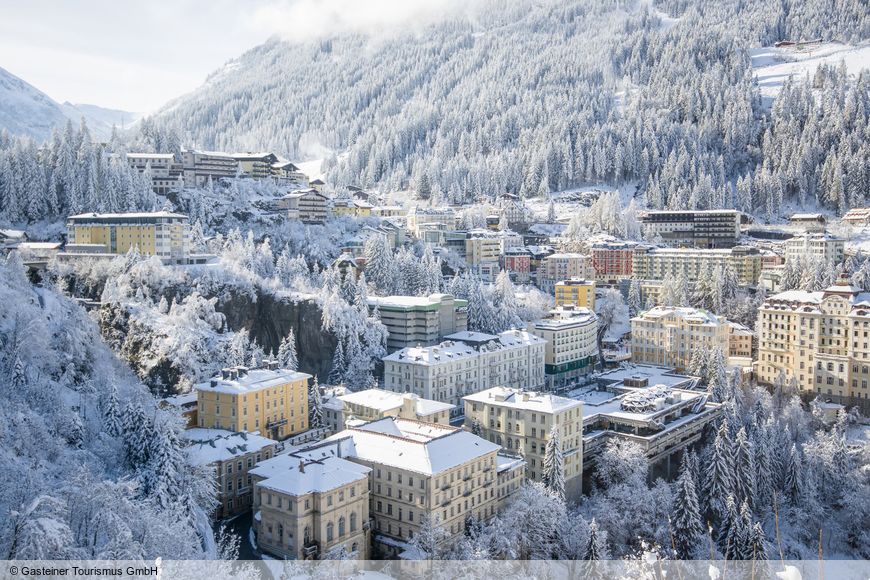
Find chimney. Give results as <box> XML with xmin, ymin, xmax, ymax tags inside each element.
<box><xmin>236</xmin><ymin>366</ymin><xmax>248</xmax><ymax>377</ymax></box>
<box><xmin>221</xmin><ymin>368</ymin><xmax>231</xmax><ymax>380</ymax></box>
<box><xmin>210</xmin><ymin>379</ymin><xmax>218</xmax><ymax>388</ymax></box>
<box><xmin>299</xmin><ymin>460</ymin><xmax>305</xmax><ymax>473</ymax></box>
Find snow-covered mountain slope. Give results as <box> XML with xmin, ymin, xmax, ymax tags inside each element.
<box><xmin>0</xmin><ymin>66</ymin><xmax>68</xmax><ymax>142</ymax></box>
<box><xmin>751</xmin><ymin>42</ymin><xmax>870</xmax><ymax>107</ymax></box>
<box><xmin>60</xmin><ymin>102</ymin><xmax>141</xmax><ymax>140</ymax></box>
<box><xmin>0</xmin><ymin>67</ymin><xmax>139</xmax><ymax>142</ymax></box>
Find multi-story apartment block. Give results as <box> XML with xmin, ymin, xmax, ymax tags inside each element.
<box><xmin>465</xmin><ymin>229</ymin><xmax>502</xmax><ymax>282</ymax></box>
<box><xmin>251</xmin><ymin>450</ymin><xmax>372</xmax><ymax>559</ymax></box>
<box><xmin>183</xmin><ymin>429</ymin><xmax>276</xmax><ymax>519</ymax></box>
<box><xmin>554</xmin><ymin>279</ymin><xmax>596</xmax><ymax>309</ymax></box>
<box><xmin>755</xmin><ymin>281</ymin><xmax>870</xmax><ymax>411</ymax></box>
<box><xmin>232</xmin><ymin>152</ymin><xmax>279</xmax><ymax>179</ymax></box>
<box><xmin>181</xmin><ymin>149</ymin><xmax>238</xmax><ymax>187</ymax></box>
<box><xmin>632</xmin><ymin>245</ymin><xmax>762</xmax><ymax>286</ymax></box>
<box><xmin>126</xmin><ymin>153</ymin><xmax>183</xmax><ymax>194</ymax></box>
<box><xmin>503</xmin><ymin>247</ymin><xmax>532</xmax><ymax>284</ymax></box>
<box><xmin>382</xmin><ymin>330</ymin><xmax>546</xmax><ymax>413</ymax></box>
<box><xmin>631</xmin><ymin>307</ymin><xmax>731</xmax><ymax>371</ymax></box>
<box><xmin>639</xmin><ymin>209</ymin><xmax>741</xmax><ymax>248</ymax></box>
<box><xmin>529</xmin><ymin>306</ymin><xmax>599</xmax><ymax>391</ymax></box>
<box><xmin>590</xmin><ymin>241</ymin><xmax>636</xmax><ymax>282</ymax></box>
<box><xmin>332</xmin><ymin>198</ymin><xmax>373</xmax><ymax>218</ymax></box>
<box><xmin>324</xmin><ymin>418</ymin><xmax>510</xmax><ymax>555</ymax></box>
<box><xmin>195</xmin><ymin>363</ymin><xmax>311</xmax><ymax>440</ymax></box>
<box><xmin>538</xmin><ymin>253</ymin><xmax>590</xmax><ymax>293</ymax></box>
<box><xmin>784</xmin><ymin>233</ymin><xmax>845</xmax><ymax>265</ymax></box>
<box><xmin>407</xmin><ymin>207</ymin><xmax>457</xmax><ymax>238</ymax></box>
<box><xmin>463</xmin><ymin>387</ymin><xmax>584</xmax><ymax>498</ymax></box>
<box><xmin>368</xmin><ymin>294</ymin><xmax>468</xmax><ymax>352</ymax></box>
<box><xmin>271</xmin><ymin>161</ymin><xmax>309</xmax><ymax>184</ymax></box>
<box><xmin>321</xmin><ymin>388</ymin><xmax>454</xmax><ymax>433</ymax></box>
<box><xmin>281</xmin><ymin>189</ymin><xmax>330</xmax><ymax>223</ymax></box>
<box><xmin>842</xmin><ymin>207</ymin><xmax>870</xmax><ymax>227</ymax></box>
<box><xmin>728</xmin><ymin>322</ymin><xmax>754</xmax><ymax>359</ymax></box>
<box><xmin>65</xmin><ymin>211</ymin><xmax>191</xmax><ymax>264</ymax></box>
<box><xmin>787</xmin><ymin>213</ymin><xmax>827</xmax><ymax>232</ymax></box>
<box><xmin>495</xmin><ymin>193</ymin><xmax>528</xmax><ymax>228</ymax></box>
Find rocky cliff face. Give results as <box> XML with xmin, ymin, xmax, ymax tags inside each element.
<box><xmin>215</xmin><ymin>290</ymin><xmax>336</xmax><ymax>380</ymax></box>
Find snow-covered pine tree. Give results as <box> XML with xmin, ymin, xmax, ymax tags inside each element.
<box><xmin>362</xmin><ymin>234</ymin><xmax>395</xmax><ymax>295</ymax></box>
<box><xmin>628</xmin><ymin>278</ymin><xmax>642</xmax><ymax>315</ymax></box>
<box><xmin>122</xmin><ymin>402</ymin><xmax>152</xmax><ymax>470</ymax></box>
<box><xmin>277</xmin><ymin>329</ymin><xmax>299</xmax><ymax>371</ymax></box>
<box><xmin>308</xmin><ymin>377</ymin><xmax>324</xmax><ymax>430</ymax></box>
<box><xmin>328</xmin><ymin>340</ymin><xmax>346</xmax><ymax>385</ymax></box>
<box><xmin>103</xmin><ymin>384</ymin><xmax>122</xmax><ymax>437</ymax></box>
<box><xmin>542</xmin><ymin>425</ymin><xmax>565</xmax><ymax>501</ymax></box>
<box><xmin>671</xmin><ymin>453</ymin><xmax>704</xmax><ymax>559</ymax></box>
<box><xmin>704</xmin><ymin>420</ymin><xmax>734</xmax><ymax>522</ymax></box>
<box><xmin>146</xmin><ymin>419</ymin><xmax>184</xmax><ymax>508</ymax></box>
<box><xmin>733</xmin><ymin>427</ymin><xmax>756</xmax><ymax>509</ymax></box>
<box><xmin>470</xmin><ymin>418</ymin><xmax>482</xmax><ymax>437</ymax></box>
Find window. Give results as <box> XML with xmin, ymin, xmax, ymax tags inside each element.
<box><xmin>339</xmin><ymin>517</ymin><xmax>346</xmax><ymax>537</ymax></box>
<box><xmin>350</xmin><ymin>512</ymin><xmax>357</xmax><ymax>532</ymax></box>
<box><xmin>326</xmin><ymin>523</ymin><xmax>334</xmax><ymax>542</ymax></box>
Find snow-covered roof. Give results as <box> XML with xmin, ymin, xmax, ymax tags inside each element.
<box><xmin>195</xmin><ymin>368</ymin><xmax>311</xmax><ymax>396</ymax></box>
<box><xmin>532</xmin><ymin>307</ymin><xmax>597</xmax><ymax>330</ymax></box>
<box><xmin>161</xmin><ymin>392</ymin><xmax>197</xmax><ymax>407</ymax></box>
<box><xmin>183</xmin><ymin>429</ymin><xmax>276</xmax><ymax>466</ymax></box>
<box><xmin>544</xmin><ymin>252</ymin><xmax>588</xmax><ymax>260</ymax></box>
<box><xmin>368</xmin><ymin>293</ymin><xmax>462</xmax><ymax>310</ymax></box>
<box><xmin>337</xmin><ymin>388</ymin><xmax>454</xmax><ymax>416</ymax></box>
<box><xmin>789</xmin><ymin>213</ymin><xmax>825</xmax><ymax>220</ymax></box>
<box><xmin>67</xmin><ymin>211</ymin><xmax>187</xmax><ymax>220</ymax></box>
<box><xmin>126</xmin><ymin>153</ymin><xmax>175</xmax><ymax>159</ymax></box>
<box><xmin>322</xmin><ymin>417</ymin><xmax>500</xmax><ymax>475</ymax></box>
<box><xmin>463</xmin><ymin>387</ymin><xmax>582</xmax><ymax>414</ymax></box>
<box><xmin>16</xmin><ymin>242</ymin><xmax>61</xmax><ymax>250</ymax></box>
<box><xmin>496</xmin><ymin>453</ymin><xmax>526</xmax><ymax>473</ymax></box>
<box><xmin>386</xmin><ymin>330</ymin><xmax>544</xmax><ymax>365</ymax></box>
<box><xmin>633</xmin><ymin>306</ymin><xmax>723</xmax><ymax>326</ymax></box>
<box><xmin>0</xmin><ymin>228</ymin><xmax>25</xmax><ymax>239</ymax></box>
<box><xmin>251</xmin><ymin>452</ymin><xmax>370</xmax><ymax>496</ymax></box>
<box><xmin>595</xmin><ymin>364</ymin><xmax>698</xmax><ymax>389</ymax></box>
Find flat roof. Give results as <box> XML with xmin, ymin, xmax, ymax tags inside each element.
<box><xmin>195</xmin><ymin>368</ymin><xmax>311</xmax><ymax>395</ymax></box>
<box><xmin>338</xmin><ymin>389</ymin><xmax>455</xmax><ymax>415</ymax></box>
<box><xmin>68</xmin><ymin>211</ymin><xmax>187</xmax><ymax>220</ymax></box>
<box><xmin>595</xmin><ymin>364</ymin><xmax>698</xmax><ymax>389</ymax></box>
<box><xmin>183</xmin><ymin>429</ymin><xmax>276</xmax><ymax>466</ymax></box>
<box><xmin>464</xmin><ymin>387</ymin><xmax>582</xmax><ymax>414</ymax></box>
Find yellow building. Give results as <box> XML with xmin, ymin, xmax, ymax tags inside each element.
<box><xmin>554</xmin><ymin>279</ymin><xmax>596</xmax><ymax>309</ymax></box>
<box><xmin>630</xmin><ymin>306</ymin><xmax>730</xmax><ymax>372</ymax></box>
<box><xmin>332</xmin><ymin>199</ymin><xmax>373</xmax><ymax>218</ymax></box>
<box><xmin>65</xmin><ymin>211</ymin><xmax>191</xmax><ymax>264</ymax></box>
<box><xmin>463</xmin><ymin>387</ymin><xmax>584</xmax><ymax>498</ymax></box>
<box><xmin>195</xmin><ymin>364</ymin><xmax>311</xmax><ymax>440</ymax></box>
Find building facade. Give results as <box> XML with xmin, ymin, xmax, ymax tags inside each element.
<box><xmin>195</xmin><ymin>364</ymin><xmax>311</xmax><ymax>440</ymax></box>
<box><xmin>181</xmin><ymin>150</ymin><xmax>238</xmax><ymax>187</ymax></box>
<box><xmin>407</xmin><ymin>207</ymin><xmax>456</xmax><ymax>238</ymax></box>
<box><xmin>554</xmin><ymin>279</ymin><xmax>596</xmax><ymax>309</ymax></box>
<box><xmin>503</xmin><ymin>248</ymin><xmax>532</xmax><ymax>284</ymax></box>
<box><xmin>631</xmin><ymin>307</ymin><xmax>731</xmax><ymax>371</ymax></box>
<box><xmin>126</xmin><ymin>153</ymin><xmax>183</xmax><ymax>194</ymax></box>
<box><xmin>184</xmin><ymin>429</ymin><xmax>276</xmax><ymax>519</ymax></box>
<box><xmin>755</xmin><ymin>282</ymin><xmax>870</xmax><ymax>411</ymax></box>
<box><xmin>382</xmin><ymin>330</ymin><xmax>546</xmax><ymax>413</ymax></box>
<box><xmin>529</xmin><ymin>306</ymin><xmax>599</xmax><ymax>391</ymax></box>
<box><xmin>784</xmin><ymin>233</ymin><xmax>845</xmax><ymax>265</ymax></box>
<box><xmin>463</xmin><ymin>387</ymin><xmax>584</xmax><ymax>498</ymax></box>
<box><xmin>368</xmin><ymin>294</ymin><xmax>468</xmax><ymax>352</ymax></box>
<box><xmin>65</xmin><ymin>211</ymin><xmax>191</xmax><ymax>264</ymax></box>
<box><xmin>632</xmin><ymin>245</ymin><xmax>762</xmax><ymax>286</ymax></box>
<box><xmin>252</xmin><ymin>452</ymin><xmax>372</xmax><ymax>559</ymax></box>
<box><xmin>538</xmin><ymin>253</ymin><xmax>590</xmax><ymax>293</ymax></box>
<box><xmin>590</xmin><ymin>241</ymin><xmax>635</xmax><ymax>282</ymax></box>
<box><xmin>285</xmin><ymin>189</ymin><xmax>330</xmax><ymax>223</ymax></box>
<box><xmin>639</xmin><ymin>209</ymin><xmax>741</xmax><ymax>248</ymax></box>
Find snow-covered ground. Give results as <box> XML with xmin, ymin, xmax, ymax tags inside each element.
<box><xmin>750</xmin><ymin>42</ymin><xmax>870</xmax><ymax>106</ymax></box>
<box><xmin>296</xmin><ymin>158</ymin><xmax>325</xmax><ymax>182</ymax></box>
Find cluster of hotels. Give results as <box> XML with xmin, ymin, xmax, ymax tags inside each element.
<box><xmin>9</xmin><ymin>159</ymin><xmax>870</xmax><ymax>560</ymax></box>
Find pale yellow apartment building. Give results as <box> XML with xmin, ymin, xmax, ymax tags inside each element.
<box><xmin>195</xmin><ymin>363</ymin><xmax>311</xmax><ymax>440</ymax></box>
<box><xmin>65</xmin><ymin>211</ymin><xmax>191</xmax><ymax>264</ymax></box>
<box><xmin>463</xmin><ymin>386</ymin><xmax>584</xmax><ymax>498</ymax></box>
<box><xmin>554</xmin><ymin>279</ymin><xmax>596</xmax><ymax>309</ymax></box>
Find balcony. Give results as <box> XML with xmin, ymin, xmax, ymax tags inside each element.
<box><xmin>440</xmin><ymin>483</ymin><xmax>450</xmax><ymax>491</ymax></box>
<box><xmin>441</xmin><ymin>498</ymin><xmax>451</xmax><ymax>507</ymax></box>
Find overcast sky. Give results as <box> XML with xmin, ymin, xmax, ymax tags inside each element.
<box><xmin>0</xmin><ymin>0</ymin><xmax>474</xmax><ymax>114</ymax></box>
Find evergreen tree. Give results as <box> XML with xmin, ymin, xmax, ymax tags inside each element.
<box><xmin>749</xmin><ymin>522</ymin><xmax>769</xmax><ymax>561</ymax></box>
<box><xmin>671</xmin><ymin>453</ymin><xmax>704</xmax><ymax>559</ymax></box>
<box><xmin>470</xmin><ymin>418</ymin><xmax>482</xmax><ymax>437</ymax></box>
<box><xmin>732</xmin><ymin>427</ymin><xmax>756</xmax><ymax>509</ymax></box>
<box><xmin>328</xmin><ymin>340</ymin><xmax>346</xmax><ymax>385</ymax></box>
<box><xmin>308</xmin><ymin>377</ymin><xmax>324</xmax><ymax>430</ymax></box>
<box><xmin>103</xmin><ymin>385</ymin><xmax>122</xmax><ymax>437</ymax></box>
<box><xmin>542</xmin><ymin>426</ymin><xmax>565</xmax><ymax>501</ymax></box>
<box><xmin>277</xmin><ymin>329</ymin><xmax>299</xmax><ymax>371</ymax></box>
<box><xmin>704</xmin><ymin>421</ymin><xmax>734</xmax><ymax>521</ymax></box>
<box><xmin>628</xmin><ymin>278</ymin><xmax>642</xmax><ymax>315</ymax></box>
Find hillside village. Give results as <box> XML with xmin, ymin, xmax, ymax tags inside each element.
<box><xmin>0</xmin><ymin>0</ymin><xmax>869</xmax><ymax>570</ymax></box>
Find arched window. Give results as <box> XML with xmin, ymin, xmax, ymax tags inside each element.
<box><xmin>338</xmin><ymin>516</ymin><xmax>346</xmax><ymax>537</ymax></box>
<box><xmin>350</xmin><ymin>512</ymin><xmax>357</xmax><ymax>532</ymax></box>
<box><xmin>326</xmin><ymin>522</ymin><xmax>334</xmax><ymax>542</ymax></box>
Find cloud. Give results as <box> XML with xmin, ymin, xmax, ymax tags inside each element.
<box><xmin>247</xmin><ymin>0</ymin><xmax>480</xmax><ymax>42</ymax></box>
